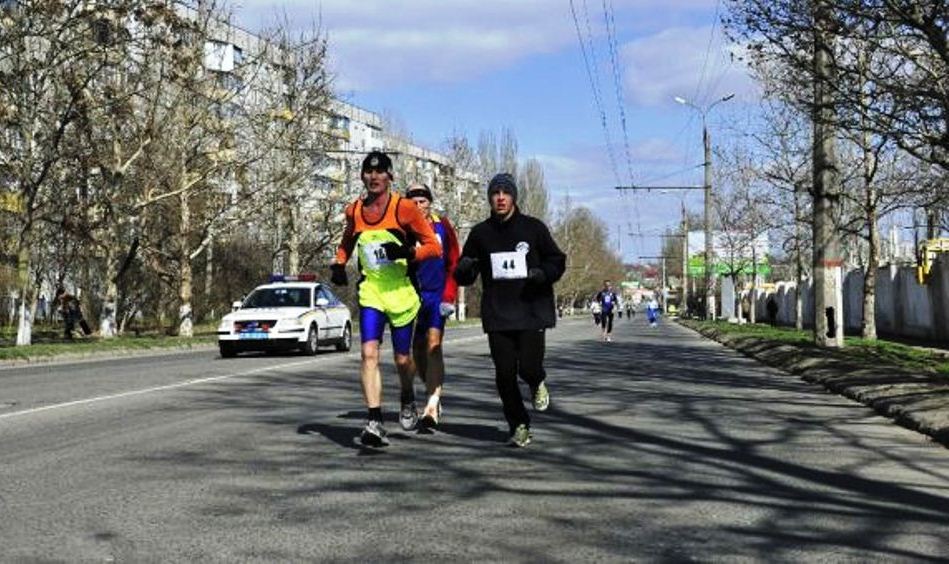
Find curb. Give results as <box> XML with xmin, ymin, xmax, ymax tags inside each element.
<box><xmin>0</xmin><ymin>343</ymin><xmax>218</xmax><ymax>371</ymax></box>
<box><xmin>678</xmin><ymin>320</ymin><xmax>949</xmax><ymax>449</ymax></box>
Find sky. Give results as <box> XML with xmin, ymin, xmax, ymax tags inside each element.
<box><xmin>231</xmin><ymin>0</ymin><xmax>760</xmax><ymax>262</ymax></box>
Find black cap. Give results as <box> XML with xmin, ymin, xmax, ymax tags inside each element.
<box><xmin>487</xmin><ymin>172</ymin><xmax>518</xmax><ymax>202</ymax></box>
<box><xmin>405</xmin><ymin>184</ymin><xmax>433</xmax><ymax>202</ymax></box>
<box><xmin>361</xmin><ymin>151</ymin><xmax>393</xmax><ymax>178</ymax></box>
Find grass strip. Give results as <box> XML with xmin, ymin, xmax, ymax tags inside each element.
<box><xmin>686</xmin><ymin>320</ymin><xmax>949</xmax><ymax>375</ymax></box>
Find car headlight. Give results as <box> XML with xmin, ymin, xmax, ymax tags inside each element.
<box><xmin>218</xmin><ymin>319</ymin><xmax>232</xmax><ymax>331</ymax></box>
<box><xmin>278</xmin><ymin>318</ymin><xmax>304</xmax><ymax>329</ymax></box>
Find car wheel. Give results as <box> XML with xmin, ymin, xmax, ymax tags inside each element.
<box><xmin>336</xmin><ymin>323</ymin><xmax>352</xmax><ymax>352</ymax></box>
<box><xmin>302</xmin><ymin>324</ymin><xmax>319</xmax><ymax>355</ymax></box>
<box><xmin>219</xmin><ymin>343</ymin><xmax>238</xmax><ymax>358</ymax></box>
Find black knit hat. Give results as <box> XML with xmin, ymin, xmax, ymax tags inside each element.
<box><xmin>361</xmin><ymin>151</ymin><xmax>393</xmax><ymax>179</ymax></box>
<box><xmin>405</xmin><ymin>184</ymin><xmax>433</xmax><ymax>202</ymax></box>
<box><xmin>487</xmin><ymin>172</ymin><xmax>518</xmax><ymax>202</ymax></box>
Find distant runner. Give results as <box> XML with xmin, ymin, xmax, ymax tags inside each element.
<box><xmin>595</xmin><ymin>280</ymin><xmax>619</xmax><ymax>342</ymax></box>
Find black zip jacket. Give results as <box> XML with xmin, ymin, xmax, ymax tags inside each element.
<box><xmin>454</xmin><ymin>209</ymin><xmax>566</xmax><ymax>332</ymax></box>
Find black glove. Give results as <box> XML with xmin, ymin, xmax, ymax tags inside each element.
<box><xmin>454</xmin><ymin>256</ymin><xmax>479</xmax><ymax>285</ymax></box>
<box><xmin>381</xmin><ymin>242</ymin><xmax>413</xmax><ymax>261</ymax></box>
<box><xmin>527</xmin><ymin>267</ymin><xmax>546</xmax><ymax>284</ymax></box>
<box><xmin>330</xmin><ymin>264</ymin><xmax>348</xmax><ymax>286</ymax></box>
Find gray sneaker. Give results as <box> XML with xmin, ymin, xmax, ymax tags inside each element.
<box><xmin>509</xmin><ymin>424</ymin><xmax>532</xmax><ymax>447</ymax></box>
<box><xmin>360</xmin><ymin>419</ymin><xmax>389</xmax><ymax>447</ymax></box>
<box><xmin>399</xmin><ymin>402</ymin><xmax>419</xmax><ymax>431</ymax></box>
<box><xmin>532</xmin><ymin>381</ymin><xmax>550</xmax><ymax>412</ymax></box>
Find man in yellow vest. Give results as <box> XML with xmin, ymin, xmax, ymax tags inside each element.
<box><xmin>331</xmin><ymin>151</ymin><xmax>441</xmax><ymax>447</ymax></box>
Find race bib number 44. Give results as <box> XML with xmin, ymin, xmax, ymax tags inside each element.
<box><xmin>490</xmin><ymin>251</ymin><xmax>527</xmax><ymax>280</ymax></box>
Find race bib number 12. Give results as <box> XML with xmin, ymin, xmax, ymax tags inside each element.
<box><xmin>361</xmin><ymin>242</ymin><xmax>392</xmax><ymax>270</ymax></box>
<box><xmin>490</xmin><ymin>251</ymin><xmax>527</xmax><ymax>280</ymax></box>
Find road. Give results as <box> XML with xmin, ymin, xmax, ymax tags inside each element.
<box><xmin>2</xmin><ymin>317</ymin><xmax>947</xmax><ymax>561</ymax></box>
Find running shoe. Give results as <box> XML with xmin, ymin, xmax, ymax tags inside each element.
<box><xmin>532</xmin><ymin>381</ymin><xmax>550</xmax><ymax>412</ymax></box>
<box><xmin>420</xmin><ymin>397</ymin><xmax>441</xmax><ymax>430</ymax></box>
<box><xmin>509</xmin><ymin>424</ymin><xmax>532</xmax><ymax>447</ymax></box>
<box><xmin>399</xmin><ymin>401</ymin><xmax>419</xmax><ymax>431</ymax></box>
<box><xmin>360</xmin><ymin>419</ymin><xmax>389</xmax><ymax>447</ymax></box>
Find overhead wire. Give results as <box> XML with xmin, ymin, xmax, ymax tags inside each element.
<box><xmin>601</xmin><ymin>0</ymin><xmax>642</xmax><ymax>256</ymax></box>
<box><xmin>674</xmin><ymin>0</ymin><xmax>725</xmax><ymax>233</ymax></box>
<box><xmin>568</xmin><ymin>0</ymin><xmax>622</xmax><ymax>187</ymax></box>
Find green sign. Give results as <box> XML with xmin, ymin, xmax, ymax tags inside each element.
<box><xmin>688</xmin><ymin>256</ymin><xmax>771</xmax><ymax>276</ymax></box>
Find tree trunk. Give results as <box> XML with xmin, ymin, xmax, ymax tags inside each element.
<box><xmin>859</xmin><ymin>39</ymin><xmax>878</xmax><ymax>341</ymax></box>
<box><xmin>812</xmin><ymin>0</ymin><xmax>844</xmax><ymax>347</ymax></box>
<box><xmin>794</xmin><ymin>183</ymin><xmax>805</xmax><ymax>330</ymax></box>
<box><xmin>750</xmin><ymin>248</ymin><xmax>758</xmax><ymax>324</ymax></box>
<box><xmin>204</xmin><ymin>235</ymin><xmax>215</xmax><ymax>321</ymax></box>
<box><xmin>15</xmin><ymin>238</ymin><xmax>34</xmax><ymax>346</ymax></box>
<box><xmin>861</xmin><ymin>138</ymin><xmax>878</xmax><ymax>340</ymax></box>
<box><xmin>287</xmin><ymin>204</ymin><xmax>300</xmax><ymax>274</ymax></box>
<box><xmin>99</xmin><ymin>243</ymin><xmax>119</xmax><ymax>338</ymax></box>
<box><xmin>178</xmin><ymin>191</ymin><xmax>194</xmax><ymax>337</ymax></box>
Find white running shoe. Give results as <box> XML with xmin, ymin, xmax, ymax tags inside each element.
<box><xmin>420</xmin><ymin>396</ymin><xmax>441</xmax><ymax>430</ymax></box>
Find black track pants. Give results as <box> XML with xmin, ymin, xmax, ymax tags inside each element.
<box><xmin>600</xmin><ymin>312</ymin><xmax>614</xmax><ymax>333</ymax></box>
<box><xmin>487</xmin><ymin>329</ymin><xmax>546</xmax><ymax>433</ymax></box>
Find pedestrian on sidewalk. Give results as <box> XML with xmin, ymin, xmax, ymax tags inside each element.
<box><xmin>454</xmin><ymin>173</ymin><xmax>566</xmax><ymax>448</ymax></box>
<box><xmin>767</xmin><ymin>295</ymin><xmax>779</xmax><ymax>326</ymax></box>
<box><xmin>55</xmin><ymin>286</ymin><xmax>90</xmax><ymax>339</ymax></box>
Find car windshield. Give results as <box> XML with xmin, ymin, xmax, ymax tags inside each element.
<box><xmin>243</xmin><ymin>287</ymin><xmax>310</xmax><ymax>308</ymax></box>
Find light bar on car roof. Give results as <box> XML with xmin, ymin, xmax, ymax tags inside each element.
<box><xmin>269</xmin><ymin>273</ymin><xmax>317</xmax><ymax>282</ymax></box>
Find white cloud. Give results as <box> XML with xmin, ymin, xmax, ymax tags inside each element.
<box><xmin>233</xmin><ymin>0</ymin><xmax>735</xmax><ymax>91</ymax></box>
<box><xmin>234</xmin><ymin>0</ymin><xmax>579</xmax><ymax>90</ymax></box>
<box><xmin>621</xmin><ymin>26</ymin><xmax>756</xmax><ymax>107</ymax></box>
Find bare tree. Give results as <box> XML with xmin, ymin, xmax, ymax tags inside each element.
<box><xmin>0</xmin><ymin>0</ymin><xmax>113</xmax><ymax>345</ymax></box>
<box><xmin>517</xmin><ymin>158</ymin><xmax>549</xmax><ymax>221</ymax></box>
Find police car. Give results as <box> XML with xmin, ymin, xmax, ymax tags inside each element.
<box><xmin>217</xmin><ymin>274</ymin><xmax>352</xmax><ymax>358</ymax></box>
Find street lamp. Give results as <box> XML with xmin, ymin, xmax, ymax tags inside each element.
<box><xmin>674</xmin><ymin>92</ymin><xmax>735</xmax><ymax>320</ymax></box>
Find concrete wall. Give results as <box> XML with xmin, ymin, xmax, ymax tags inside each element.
<box><xmin>749</xmin><ymin>255</ymin><xmax>948</xmax><ymax>344</ymax></box>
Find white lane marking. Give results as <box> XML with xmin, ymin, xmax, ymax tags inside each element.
<box><xmin>0</xmin><ymin>334</ymin><xmax>487</xmax><ymax>420</ymax></box>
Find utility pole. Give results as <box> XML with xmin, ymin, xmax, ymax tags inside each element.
<box><xmin>681</xmin><ymin>202</ymin><xmax>689</xmax><ymax>317</ymax></box>
<box><xmin>674</xmin><ymin>93</ymin><xmax>735</xmax><ymax>321</ymax></box>
<box><xmin>812</xmin><ymin>0</ymin><xmax>844</xmax><ymax>347</ymax></box>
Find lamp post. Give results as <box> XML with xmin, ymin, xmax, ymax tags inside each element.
<box><xmin>674</xmin><ymin>93</ymin><xmax>734</xmax><ymax>320</ymax></box>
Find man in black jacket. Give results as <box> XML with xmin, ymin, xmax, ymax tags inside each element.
<box><xmin>454</xmin><ymin>173</ymin><xmax>566</xmax><ymax>447</ymax></box>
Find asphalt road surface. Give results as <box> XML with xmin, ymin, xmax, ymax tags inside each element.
<box><xmin>2</xmin><ymin>317</ymin><xmax>948</xmax><ymax>562</ymax></box>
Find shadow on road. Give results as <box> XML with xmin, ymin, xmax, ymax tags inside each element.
<box><xmin>130</xmin><ymin>318</ymin><xmax>949</xmax><ymax>561</ymax></box>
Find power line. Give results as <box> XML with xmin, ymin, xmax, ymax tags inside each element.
<box><xmin>602</xmin><ymin>0</ymin><xmax>635</xmax><ymax>186</ymax></box>
<box><xmin>600</xmin><ymin>0</ymin><xmax>642</xmax><ymax>252</ymax></box>
<box><xmin>569</xmin><ymin>0</ymin><xmax>622</xmax><ymax>186</ymax></box>
<box><xmin>692</xmin><ymin>0</ymin><xmax>722</xmax><ymax>107</ymax></box>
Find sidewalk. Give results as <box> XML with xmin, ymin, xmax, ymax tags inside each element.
<box><xmin>679</xmin><ymin>319</ymin><xmax>949</xmax><ymax>448</ymax></box>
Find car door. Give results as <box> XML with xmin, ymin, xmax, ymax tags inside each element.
<box><xmin>309</xmin><ymin>286</ymin><xmax>332</xmax><ymax>340</ymax></box>
<box><xmin>318</xmin><ymin>286</ymin><xmax>346</xmax><ymax>339</ymax></box>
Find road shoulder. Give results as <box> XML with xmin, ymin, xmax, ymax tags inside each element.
<box><xmin>678</xmin><ymin>319</ymin><xmax>949</xmax><ymax>448</ymax></box>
